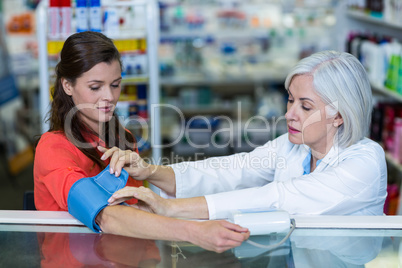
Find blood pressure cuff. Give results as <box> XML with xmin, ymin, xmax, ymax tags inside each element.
<box><xmin>67</xmin><ymin>165</ymin><xmax>129</xmax><ymax>232</ymax></box>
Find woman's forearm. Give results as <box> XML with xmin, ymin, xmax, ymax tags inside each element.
<box><xmin>147</xmin><ymin>165</ymin><xmax>176</xmax><ymax>196</ymax></box>
<box><xmin>98</xmin><ymin>205</ymin><xmax>190</xmax><ymax>241</ymax></box>
<box><xmin>96</xmin><ymin>205</ymin><xmax>250</xmax><ymax>253</ymax></box>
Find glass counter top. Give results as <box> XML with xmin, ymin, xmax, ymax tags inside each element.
<box><xmin>1</xmin><ymin>211</ymin><xmax>402</xmax><ymax>267</ymax></box>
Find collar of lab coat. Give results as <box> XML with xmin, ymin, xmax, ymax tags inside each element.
<box><xmin>299</xmin><ymin>140</ymin><xmax>343</xmax><ymax>173</ymax></box>
<box><xmin>314</xmin><ymin>143</ymin><xmax>343</xmax><ymax>172</ymax></box>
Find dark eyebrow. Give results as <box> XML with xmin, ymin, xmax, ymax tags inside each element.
<box><xmin>87</xmin><ymin>77</ymin><xmax>122</xmax><ymax>84</ymax></box>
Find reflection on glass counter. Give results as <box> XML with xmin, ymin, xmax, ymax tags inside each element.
<box><xmin>1</xmin><ymin>223</ymin><xmax>402</xmax><ymax>267</ymax></box>
<box><xmin>0</xmin><ymin>226</ymin><xmax>160</xmax><ymax>267</ymax></box>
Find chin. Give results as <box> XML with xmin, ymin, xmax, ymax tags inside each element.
<box><xmin>288</xmin><ymin>134</ymin><xmax>303</xmax><ymax>145</ymax></box>
<box><xmin>98</xmin><ymin>115</ymin><xmax>114</xmax><ymax>123</ymax></box>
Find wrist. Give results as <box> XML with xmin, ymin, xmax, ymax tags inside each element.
<box><xmin>164</xmin><ymin>199</ymin><xmax>178</xmax><ymax>218</ymax></box>
<box><xmin>179</xmin><ymin>220</ymin><xmax>198</xmax><ymax>243</ymax></box>
<box><xmin>146</xmin><ymin>164</ymin><xmax>158</xmax><ymax>179</ymax></box>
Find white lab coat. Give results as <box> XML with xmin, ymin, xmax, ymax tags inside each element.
<box><xmin>168</xmin><ymin>134</ymin><xmax>387</xmax><ymax>219</ymax></box>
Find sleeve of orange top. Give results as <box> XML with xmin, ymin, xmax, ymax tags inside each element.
<box><xmin>35</xmin><ymin>133</ymin><xmax>89</xmax><ymax>210</ymax></box>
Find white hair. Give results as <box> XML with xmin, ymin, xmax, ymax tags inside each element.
<box><xmin>284</xmin><ymin>50</ymin><xmax>373</xmax><ymax>148</ymax></box>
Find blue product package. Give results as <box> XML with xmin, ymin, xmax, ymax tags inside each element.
<box><xmin>67</xmin><ymin>165</ymin><xmax>128</xmax><ymax>232</ymax></box>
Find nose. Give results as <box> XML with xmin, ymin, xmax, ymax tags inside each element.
<box><xmin>102</xmin><ymin>87</ymin><xmax>115</xmax><ymax>101</ymax></box>
<box><xmin>285</xmin><ymin>104</ymin><xmax>297</xmax><ymax>121</ymax></box>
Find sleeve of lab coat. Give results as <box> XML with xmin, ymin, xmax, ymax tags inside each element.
<box><xmin>204</xmin><ymin>147</ymin><xmax>387</xmax><ymax>219</ymax></box>
<box><xmin>170</xmin><ymin>135</ymin><xmax>291</xmax><ymax>198</ymax></box>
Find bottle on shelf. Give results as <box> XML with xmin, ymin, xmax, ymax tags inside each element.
<box><xmin>48</xmin><ymin>0</ymin><xmax>60</xmax><ymax>37</ymax></box>
<box><xmin>89</xmin><ymin>0</ymin><xmax>102</xmax><ymax>32</ymax></box>
<box><xmin>103</xmin><ymin>6</ymin><xmax>119</xmax><ymax>37</ymax></box>
<box><xmin>76</xmin><ymin>0</ymin><xmax>89</xmax><ymax>33</ymax></box>
<box><xmin>60</xmin><ymin>0</ymin><xmax>72</xmax><ymax>37</ymax></box>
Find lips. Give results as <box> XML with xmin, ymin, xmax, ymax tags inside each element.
<box><xmin>98</xmin><ymin>106</ymin><xmax>112</xmax><ymax>113</ymax></box>
<box><xmin>288</xmin><ymin>125</ymin><xmax>300</xmax><ymax>134</ymax></box>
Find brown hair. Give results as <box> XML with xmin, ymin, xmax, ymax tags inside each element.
<box><xmin>44</xmin><ymin>31</ymin><xmax>136</xmax><ymax>169</ymax></box>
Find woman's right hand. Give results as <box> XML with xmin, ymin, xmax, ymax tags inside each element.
<box><xmin>98</xmin><ymin>146</ymin><xmax>155</xmax><ymax>180</ymax></box>
<box><xmin>189</xmin><ymin>220</ymin><xmax>250</xmax><ymax>253</ymax></box>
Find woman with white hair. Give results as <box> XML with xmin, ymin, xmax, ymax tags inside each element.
<box><xmin>101</xmin><ymin>50</ymin><xmax>387</xmax><ymax>221</ymax></box>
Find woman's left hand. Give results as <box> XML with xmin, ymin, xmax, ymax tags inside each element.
<box><xmin>108</xmin><ymin>186</ymin><xmax>170</xmax><ymax>216</ymax></box>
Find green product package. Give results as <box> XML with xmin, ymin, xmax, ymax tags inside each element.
<box><xmin>397</xmin><ymin>56</ymin><xmax>402</xmax><ymax>94</ymax></box>
<box><xmin>385</xmin><ymin>54</ymin><xmax>401</xmax><ymax>91</ymax></box>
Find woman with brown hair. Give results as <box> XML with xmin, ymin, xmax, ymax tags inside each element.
<box><xmin>34</xmin><ymin>31</ymin><xmax>249</xmax><ymax>253</ymax></box>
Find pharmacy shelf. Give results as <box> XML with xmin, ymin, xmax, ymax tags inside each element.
<box><xmin>102</xmin><ymin>0</ymin><xmax>147</xmax><ymax>7</ymax></box>
<box><xmin>346</xmin><ymin>10</ymin><xmax>402</xmax><ymax>30</ymax></box>
<box><xmin>122</xmin><ymin>75</ymin><xmax>148</xmax><ymax>85</ymax></box>
<box><xmin>160</xmin><ymin>72</ymin><xmax>287</xmax><ymax>87</ymax></box>
<box><xmin>180</xmin><ymin>105</ymin><xmax>233</xmax><ymax>116</ymax></box>
<box><xmin>371</xmin><ymin>83</ymin><xmax>402</xmax><ymax>103</ymax></box>
<box><xmin>343</xmin><ymin>7</ymin><xmax>402</xmax><ymax>215</ymax></box>
<box><xmin>47</xmin><ymin>31</ymin><xmax>147</xmax><ymax>41</ymax></box>
<box><xmin>160</xmin><ymin>29</ymin><xmax>270</xmax><ymax>40</ymax></box>
<box><xmin>385</xmin><ymin>152</ymin><xmax>402</xmax><ymax>173</ymax></box>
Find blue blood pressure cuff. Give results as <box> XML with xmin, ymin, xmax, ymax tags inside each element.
<box><xmin>67</xmin><ymin>165</ymin><xmax>128</xmax><ymax>232</ymax></box>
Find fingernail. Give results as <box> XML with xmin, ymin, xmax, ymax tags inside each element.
<box><xmin>101</xmin><ymin>154</ymin><xmax>106</xmax><ymax>160</ymax></box>
<box><xmin>115</xmin><ymin>171</ymin><xmax>119</xmax><ymax>177</ymax></box>
<box><xmin>110</xmin><ymin>167</ymin><xmax>114</xmax><ymax>174</ymax></box>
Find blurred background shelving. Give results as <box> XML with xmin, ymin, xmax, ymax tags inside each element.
<box><xmin>157</xmin><ymin>0</ymin><xmax>338</xmax><ymax>160</ymax></box>
<box><xmin>1</xmin><ymin>0</ymin><xmax>402</xmax><ymax>214</ymax></box>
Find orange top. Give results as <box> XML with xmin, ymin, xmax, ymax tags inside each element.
<box><xmin>34</xmin><ymin>131</ymin><xmax>142</xmax><ymax>211</ymax></box>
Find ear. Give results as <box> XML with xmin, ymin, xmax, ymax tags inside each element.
<box><xmin>61</xmin><ymin>78</ymin><xmax>73</xmax><ymax>96</ymax></box>
<box><xmin>333</xmin><ymin>113</ymin><xmax>343</xmax><ymax>128</ymax></box>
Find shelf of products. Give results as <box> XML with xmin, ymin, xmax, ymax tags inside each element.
<box><xmin>158</xmin><ymin>0</ymin><xmax>338</xmax><ymax>81</ymax></box>
<box><xmin>371</xmin><ymin>84</ymin><xmax>402</xmax><ymax>103</ymax></box>
<box><xmin>158</xmin><ymin>0</ymin><xmax>337</xmax><ymax>158</ymax></box>
<box><xmin>346</xmin><ymin>10</ymin><xmax>402</xmax><ymax>30</ymax></box>
<box><xmin>344</xmin><ymin>1</ymin><xmax>402</xmax><ymax>215</ymax></box>
<box><xmin>36</xmin><ymin>0</ymin><xmax>161</xmax><ymax>162</ymax></box>
<box><xmin>0</xmin><ymin>3</ymin><xmax>36</xmax><ymax>176</ymax></box>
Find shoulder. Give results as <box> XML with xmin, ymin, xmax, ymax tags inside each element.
<box><xmin>38</xmin><ymin>131</ymin><xmax>68</xmax><ymax>145</ymax></box>
<box><xmin>36</xmin><ymin>131</ymin><xmax>79</xmax><ymax>157</ymax></box>
<box><xmin>343</xmin><ymin>138</ymin><xmax>385</xmax><ymax>159</ymax></box>
<box><xmin>336</xmin><ymin>138</ymin><xmax>386</xmax><ymax>176</ymax></box>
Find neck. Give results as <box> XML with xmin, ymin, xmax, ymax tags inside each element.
<box><xmin>310</xmin><ymin>141</ymin><xmax>334</xmax><ymax>172</ymax></box>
